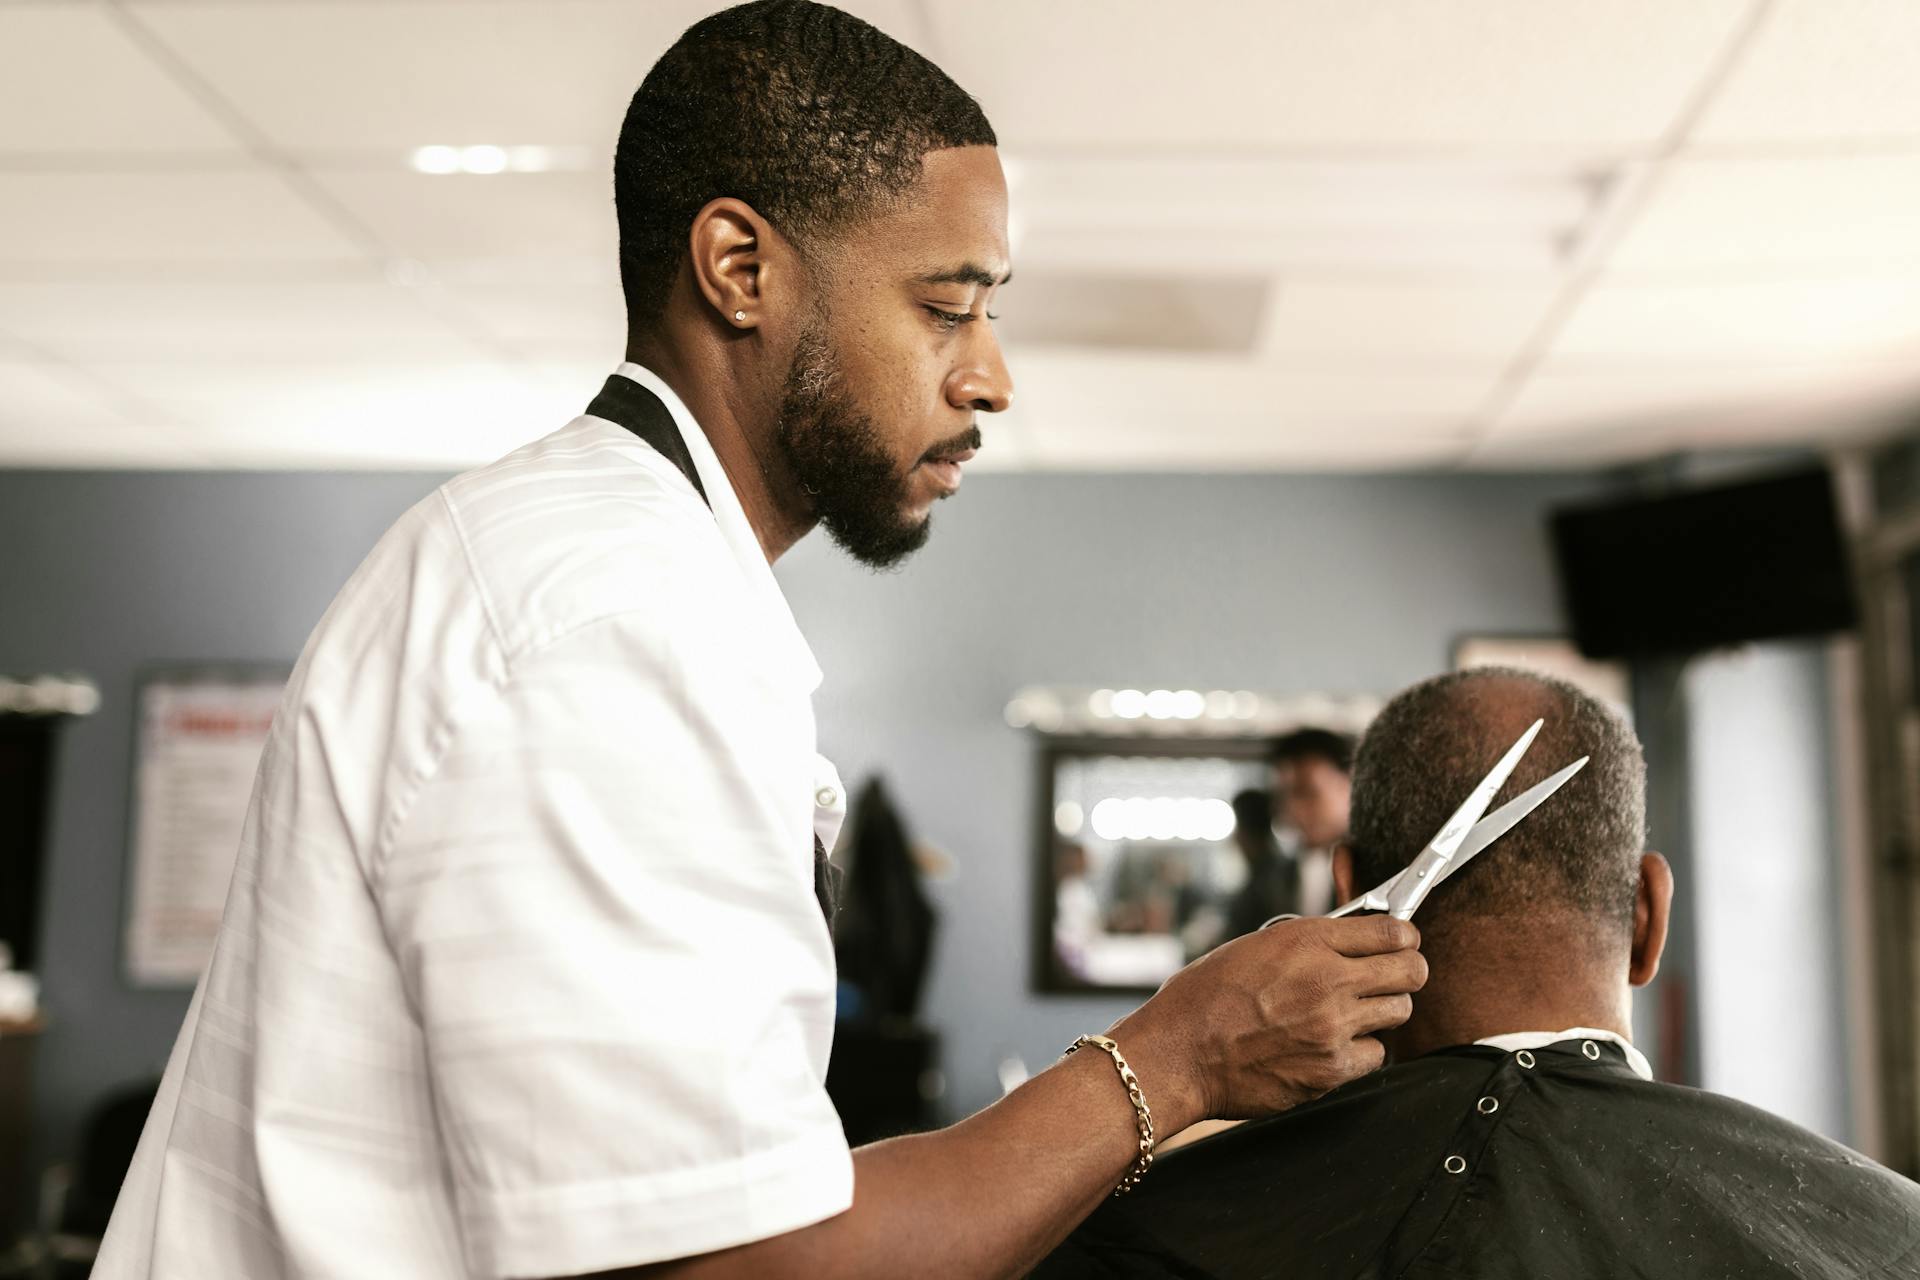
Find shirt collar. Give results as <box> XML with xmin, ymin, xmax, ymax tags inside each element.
<box><xmin>610</xmin><ymin>362</ymin><xmax>823</xmax><ymax>695</ymax></box>
<box><xmin>1473</xmin><ymin>1027</ymin><xmax>1654</xmax><ymax>1081</ymax></box>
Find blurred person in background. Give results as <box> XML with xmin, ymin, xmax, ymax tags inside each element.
<box><xmin>1270</xmin><ymin>728</ymin><xmax>1356</xmax><ymax>915</ymax></box>
<box><xmin>1039</xmin><ymin>668</ymin><xmax>1920</xmax><ymax>1279</ymax></box>
<box><xmin>1053</xmin><ymin>839</ymin><xmax>1103</xmax><ymax>982</ymax></box>
<box><xmin>1222</xmin><ymin>788</ymin><xmax>1298</xmax><ymax>940</ymax></box>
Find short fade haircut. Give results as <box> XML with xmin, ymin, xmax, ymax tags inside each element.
<box><xmin>614</xmin><ymin>0</ymin><xmax>997</xmax><ymax>327</ymax></box>
<box><xmin>1347</xmin><ymin>667</ymin><xmax>1645</xmax><ymax>933</ymax></box>
<box><xmin>1270</xmin><ymin>728</ymin><xmax>1356</xmax><ymax>775</ymax></box>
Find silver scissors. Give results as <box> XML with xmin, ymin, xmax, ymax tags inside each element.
<box><xmin>1265</xmin><ymin>719</ymin><xmax>1588</xmax><ymax>926</ymax></box>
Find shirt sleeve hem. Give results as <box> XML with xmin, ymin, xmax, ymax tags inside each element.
<box><xmin>471</xmin><ymin>1124</ymin><xmax>855</xmax><ymax>1280</ymax></box>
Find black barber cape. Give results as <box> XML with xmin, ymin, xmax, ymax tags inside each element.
<box><xmin>1033</xmin><ymin>1038</ymin><xmax>1920</xmax><ymax>1279</ymax></box>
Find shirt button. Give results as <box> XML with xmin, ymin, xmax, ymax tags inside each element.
<box><xmin>1582</xmin><ymin>1040</ymin><xmax>1602</xmax><ymax>1060</ymax></box>
<box><xmin>1443</xmin><ymin>1155</ymin><xmax>1468</xmax><ymax>1175</ymax></box>
<box><xmin>815</xmin><ymin>786</ymin><xmax>839</xmax><ymax>809</ymax></box>
<box><xmin>1515</xmin><ymin>1050</ymin><xmax>1536</xmax><ymax>1069</ymax></box>
<box><xmin>1477</xmin><ymin>1096</ymin><xmax>1499</xmax><ymax>1115</ymax></box>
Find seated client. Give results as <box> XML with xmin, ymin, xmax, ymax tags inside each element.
<box><xmin>1036</xmin><ymin>666</ymin><xmax>1920</xmax><ymax>1279</ymax></box>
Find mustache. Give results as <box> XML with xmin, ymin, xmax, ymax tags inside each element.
<box><xmin>919</xmin><ymin>425</ymin><xmax>983</xmax><ymax>466</ymax></box>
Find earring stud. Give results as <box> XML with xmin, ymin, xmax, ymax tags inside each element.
<box><xmin>734</xmin><ymin>310</ymin><xmax>746</xmax><ymax>322</ymax></box>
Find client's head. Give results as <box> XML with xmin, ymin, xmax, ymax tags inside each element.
<box><xmin>1333</xmin><ymin>666</ymin><xmax>1672</xmax><ymax>1058</ymax></box>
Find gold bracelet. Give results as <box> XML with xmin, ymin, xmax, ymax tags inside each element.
<box><xmin>1064</xmin><ymin>1034</ymin><xmax>1155</xmax><ymax>1195</ymax></box>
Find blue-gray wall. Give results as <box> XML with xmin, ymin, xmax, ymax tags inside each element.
<box><xmin>0</xmin><ymin>466</ymin><xmax>1606</xmax><ymax>1171</ymax></box>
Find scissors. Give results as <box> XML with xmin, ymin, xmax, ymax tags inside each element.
<box><xmin>1265</xmin><ymin>719</ymin><xmax>1588</xmax><ymax>926</ymax></box>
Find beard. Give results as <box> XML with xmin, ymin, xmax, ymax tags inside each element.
<box><xmin>774</xmin><ymin>327</ymin><xmax>965</xmax><ymax>570</ymax></box>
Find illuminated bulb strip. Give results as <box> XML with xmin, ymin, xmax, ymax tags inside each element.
<box><xmin>0</xmin><ymin>676</ymin><xmax>100</xmax><ymax>716</ymax></box>
<box><xmin>410</xmin><ymin>144</ymin><xmax>562</xmax><ymax>175</ymax></box>
<box><xmin>1089</xmin><ymin>796</ymin><xmax>1236</xmax><ymax>843</ymax></box>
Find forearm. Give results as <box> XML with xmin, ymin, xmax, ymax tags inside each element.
<box><xmin>632</xmin><ymin>1043</ymin><xmax>1194</xmax><ymax>1280</ymax></box>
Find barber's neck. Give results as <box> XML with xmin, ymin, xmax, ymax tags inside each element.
<box><xmin>1384</xmin><ymin>919</ymin><xmax>1633</xmax><ymax>1063</ymax></box>
<box><xmin>626</xmin><ymin>322</ymin><xmax>816</xmax><ymax>564</ymax></box>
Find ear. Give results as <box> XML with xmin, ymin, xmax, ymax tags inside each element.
<box><xmin>1628</xmin><ymin>852</ymin><xmax>1673</xmax><ymax>987</ymax></box>
<box><xmin>685</xmin><ymin>197</ymin><xmax>785</xmax><ymax>332</ymax></box>
<box><xmin>1331</xmin><ymin>843</ymin><xmax>1357</xmax><ymax>905</ymax></box>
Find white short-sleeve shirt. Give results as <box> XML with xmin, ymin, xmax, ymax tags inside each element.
<box><xmin>95</xmin><ymin>365</ymin><xmax>855</xmax><ymax>1280</ymax></box>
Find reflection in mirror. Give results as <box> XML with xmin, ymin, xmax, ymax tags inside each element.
<box><xmin>1039</xmin><ymin>741</ymin><xmax>1272</xmax><ymax>993</ymax></box>
<box><xmin>1022</xmin><ymin>689</ymin><xmax>1380</xmax><ymax>995</ymax></box>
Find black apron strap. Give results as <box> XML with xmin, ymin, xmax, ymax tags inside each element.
<box><xmin>585</xmin><ymin>374</ymin><xmax>839</xmax><ymax>933</ymax></box>
<box><xmin>585</xmin><ymin>375</ymin><xmax>710</xmax><ymax>508</ymax></box>
<box><xmin>814</xmin><ymin>835</ymin><xmax>842</xmax><ymax>931</ymax></box>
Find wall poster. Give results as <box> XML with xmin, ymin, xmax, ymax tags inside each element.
<box><xmin>124</xmin><ymin>666</ymin><xmax>289</xmax><ymax>987</ymax></box>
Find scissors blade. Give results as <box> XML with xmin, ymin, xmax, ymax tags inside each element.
<box><xmin>1379</xmin><ymin>717</ymin><xmax>1543</xmax><ymax>919</ymax></box>
<box><xmin>1425</xmin><ymin>754</ymin><xmax>1590</xmax><ymax>894</ymax></box>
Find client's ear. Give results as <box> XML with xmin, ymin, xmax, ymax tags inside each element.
<box><xmin>1628</xmin><ymin>852</ymin><xmax>1673</xmax><ymax>987</ymax></box>
<box><xmin>1332</xmin><ymin>844</ymin><xmax>1357</xmax><ymax>905</ymax></box>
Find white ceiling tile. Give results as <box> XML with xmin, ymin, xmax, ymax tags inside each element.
<box><xmin>1009</xmin><ymin>158</ymin><xmax>1593</xmax><ymax>275</ymax></box>
<box><xmin>131</xmin><ymin>0</ymin><xmax>927</xmax><ymax>158</ymax></box>
<box><xmin>930</xmin><ymin>0</ymin><xmax>1749</xmax><ymax>149</ymax></box>
<box><xmin>1006</xmin><ymin>351</ymin><xmax>1494</xmax><ymax>425</ymax></box>
<box><xmin>0</xmin><ymin>361</ymin><xmax>211</xmax><ymax>466</ymax></box>
<box><xmin>1497</xmin><ymin>363</ymin><xmax>1857</xmax><ymax>436</ymax></box>
<box><xmin>1476</xmin><ymin>368</ymin><xmax>1920</xmax><ymax>466</ymax></box>
<box><xmin>0</xmin><ymin>6</ymin><xmax>242</xmax><ymax>156</ymax></box>
<box><xmin>1469</xmin><ymin>422</ymin><xmax>1682</xmax><ymax>468</ymax></box>
<box><xmin>1694</xmin><ymin>0</ymin><xmax>1920</xmax><ymax>145</ymax></box>
<box><xmin>1022</xmin><ymin>421</ymin><xmax>1470</xmax><ymax>470</ymax></box>
<box><xmin>0</xmin><ymin>172</ymin><xmax>366</xmax><ymax>266</ymax></box>
<box><xmin>88</xmin><ymin>358</ymin><xmax>584</xmax><ymax>467</ymax></box>
<box><xmin>1549</xmin><ymin>277</ymin><xmax>1920</xmax><ymax>361</ymax></box>
<box><xmin>1608</xmin><ymin>155</ymin><xmax>1920</xmax><ymax>270</ymax></box>
<box><xmin>132</xmin><ymin>1</ymin><xmax>704</xmax><ymax>153</ymax></box>
<box><xmin>433</xmin><ymin>268</ymin><xmax>627</xmax><ymax>352</ymax></box>
<box><xmin>312</xmin><ymin>170</ymin><xmax>613</xmax><ymax>264</ymax></box>
<box><xmin>1258</xmin><ymin>279</ymin><xmax>1554</xmax><ymax>369</ymax></box>
<box><xmin>0</xmin><ymin>279</ymin><xmax>490</xmax><ymax>361</ymax></box>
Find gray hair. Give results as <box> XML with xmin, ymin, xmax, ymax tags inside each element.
<box><xmin>1347</xmin><ymin>667</ymin><xmax>1646</xmax><ymax>932</ymax></box>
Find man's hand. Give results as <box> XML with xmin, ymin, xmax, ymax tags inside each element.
<box><xmin>1109</xmin><ymin>915</ymin><xmax>1426</xmax><ymax>1130</ymax></box>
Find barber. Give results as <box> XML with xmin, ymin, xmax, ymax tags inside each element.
<box><xmin>94</xmin><ymin>5</ymin><xmax>1425</xmax><ymax>1279</ymax></box>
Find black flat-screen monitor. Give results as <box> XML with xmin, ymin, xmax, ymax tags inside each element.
<box><xmin>1550</xmin><ymin>468</ymin><xmax>1858</xmax><ymax>660</ymax></box>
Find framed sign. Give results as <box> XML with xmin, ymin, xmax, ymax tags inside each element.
<box><xmin>123</xmin><ymin>665</ymin><xmax>290</xmax><ymax>987</ymax></box>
